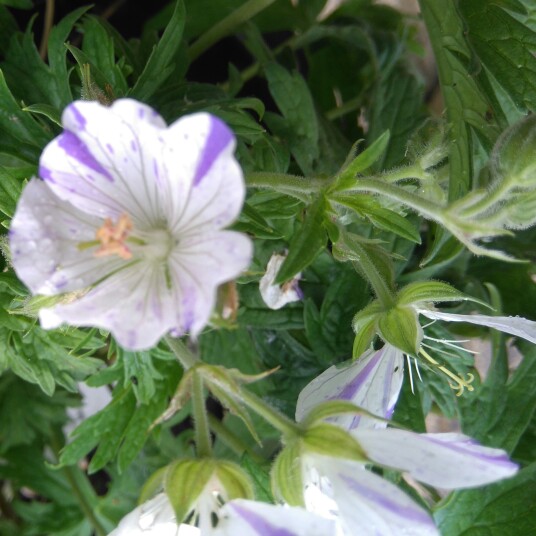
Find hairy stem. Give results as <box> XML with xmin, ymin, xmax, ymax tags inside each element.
<box><xmin>165</xmin><ymin>336</ymin><xmax>198</xmax><ymax>369</ymax></box>
<box><xmin>239</xmin><ymin>388</ymin><xmax>301</xmax><ymax>439</ymax></box>
<box><xmin>192</xmin><ymin>372</ymin><xmax>212</xmax><ymax>457</ymax></box>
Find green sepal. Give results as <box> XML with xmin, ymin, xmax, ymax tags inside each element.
<box><xmin>215</xmin><ymin>461</ymin><xmax>255</xmax><ymax>501</ymax></box>
<box><xmin>397</xmin><ymin>281</ymin><xmax>467</xmax><ymax>306</ymax></box>
<box><xmin>334</xmin><ymin>130</ymin><xmax>390</xmax><ymax>190</ymax></box>
<box><xmin>139</xmin><ymin>466</ymin><xmax>167</xmax><ymax>504</ymax></box>
<box><xmin>271</xmin><ymin>441</ymin><xmax>304</xmax><ymax>506</ymax></box>
<box><xmin>301</xmin><ymin>400</ymin><xmax>374</xmax><ymax>428</ymax></box>
<box><xmin>378</xmin><ymin>306</ymin><xmax>422</xmax><ymax>355</ymax></box>
<box><xmin>396</xmin><ymin>281</ymin><xmax>492</xmax><ymax>309</ymax></box>
<box><xmin>275</xmin><ymin>195</ymin><xmax>328</xmax><ymax>284</ymax></box>
<box><xmin>352</xmin><ymin>300</ymin><xmax>382</xmax><ymax>332</ymax></box>
<box><xmin>9</xmin><ymin>293</ymin><xmax>75</xmax><ymax>318</ymax></box>
<box><xmin>303</xmin><ymin>423</ymin><xmax>365</xmax><ymax>461</ymax></box>
<box><xmin>164</xmin><ymin>458</ymin><xmax>216</xmax><ymax>522</ymax></box>
<box><xmin>352</xmin><ymin>316</ymin><xmax>378</xmax><ymax>359</ymax></box>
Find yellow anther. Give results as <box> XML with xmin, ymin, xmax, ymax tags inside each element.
<box><xmin>420</xmin><ymin>348</ymin><xmax>475</xmax><ymax>396</ymax></box>
<box><xmin>94</xmin><ymin>213</ymin><xmax>133</xmax><ymax>260</ymax></box>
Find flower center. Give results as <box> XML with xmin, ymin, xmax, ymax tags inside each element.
<box><xmin>94</xmin><ymin>213</ymin><xmax>133</xmax><ymax>260</ymax></box>
<box><xmin>140</xmin><ymin>228</ymin><xmax>174</xmax><ymax>261</ymax></box>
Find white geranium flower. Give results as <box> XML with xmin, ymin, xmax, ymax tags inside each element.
<box><xmin>302</xmin><ymin>428</ymin><xmax>518</xmax><ymax>536</ymax></box>
<box><xmin>9</xmin><ymin>99</ymin><xmax>252</xmax><ymax>350</ymax></box>
<box><xmin>259</xmin><ymin>253</ymin><xmax>302</xmax><ymax>309</ymax></box>
<box><xmin>296</xmin><ymin>345</ymin><xmax>404</xmax><ymax>429</ymax></box>
<box><xmin>109</xmin><ymin>494</ymin><xmax>337</xmax><ymax>536</ymax></box>
<box><xmin>297</xmin><ymin>347</ymin><xmax>519</xmax><ymax>536</ymax></box>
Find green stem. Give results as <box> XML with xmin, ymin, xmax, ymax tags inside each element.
<box><xmin>192</xmin><ymin>372</ymin><xmax>212</xmax><ymax>457</ymax></box>
<box><xmin>246</xmin><ymin>172</ymin><xmax>325</xmax><ymax>201</ymax></box>
<box><xmin>338</xmin><ymin>228</ymin><xmax>396</xmax><ymax>308</ymax></box>
<box><xmin>165</xmin><ymin>336</ymin><xmax>300</xmax><ymax>439</ymax></box>
<box><xmin>39</xmin><ymin>0</ymin><xmax>55</xmax><ymax>59</ymax></box>
<box><xmin>379</xmin><ymin>163</ymin><xmax>429</xmax><ymax>183</ymax></box>
<box><xmin>50</xmin><ymin>431</ymin><xmax>107</xmax><ymax>536</ymax></box>
<box><xmin>348</xmin><ymin>179</ymin><xmax>446</xmax><ymax>222</ymax></box>
<box><xmin>325</xmin><ymin>95</ymin><xmax>363</xmax><ymax>121</ymax></box>
<box><xmin>239</xmin><ymin>388</ymin><xmax>301</xmax><ymax>439</ymax></box>
<box><xmin>458</xmin><ymin>179</ymin><xmax>512</xmax><ymax>218</ymax></box>
<box><xmin>165</xmin><ymin>336</ymin><xmax>198</xmax><ymax>369</ymax></box>
<box><xmin>189</xmin><ymin>0</ymin><xmax>278</xmax><ymax>61</ymax></box>
<box><xmin>207</xmin><ymin>414</ymin><xmax>265</xmax><ymax>464</ymax></box>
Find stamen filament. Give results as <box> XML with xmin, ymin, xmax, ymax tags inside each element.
<box><xmin>420</xmin><ymin>348</ymin><xmax>475</xmax><ymax>396</ymax></box>
<box><xmin>406</xmin><ymin>354</ymin><xmax>415</xmax><ymax>394</ymax></box>
<box><xmin>424</xmin><ymin>335</ymin><xmax>479</xmax><ymax>354</ymax></box>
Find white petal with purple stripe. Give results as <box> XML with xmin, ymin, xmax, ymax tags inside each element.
<box><xmin>311</xmin><ymin>456</ymin><xmax>438</xmax><ymax>536</ymax></box>
<box><xmin>418</xmin><ymin>309</ymin><xmax>536</xmax><ymax>344</ymax></box>
<box><xmin>213</xmin><ymin>499</ymin><xmax>337</xmax><ymax>536</ymax></box>
<box><xmin>296</xmin><ymin>345</ymin><xmax>404</xmax><ymax>430</ymax></box>
<box><xmin>353</xmin><ymin>429</ymin><xmax>519</xmax><ymax>488</ymax></box>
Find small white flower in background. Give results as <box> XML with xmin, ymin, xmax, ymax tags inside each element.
<box><xmin>259</xmin><ymin>253</ymin><xmax>302</xmax><ymax>310</ymax></box>
<box><xmin>296</xmin><ymin>344</ymin><xmax>404</xmax><ymax>430</ymax></box>
<box><xmin>109</xmin><ymin>493</ymin><xmax>337</xmax><ymax>536</ymax></box>
<box><xmin>9</xmin><ymin>99</ymin><xmax>252</xmax><ymax>350</ymax></box>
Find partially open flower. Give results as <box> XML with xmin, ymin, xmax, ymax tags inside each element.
<box><xmin>259</xmin><ymin>253</ymin><xmax>302</xmax><ymax>310</ymax></box>
<box><xmin>296</xmin><ymin>345</ymin><xmax>404</xmax><ymax>430</ymax></box>
<box><xmin>9</xmin><ymin>99</ymin><xmax>252</xmax><ymax>350</ymax></box>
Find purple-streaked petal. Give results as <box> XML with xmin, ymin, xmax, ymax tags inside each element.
<box><xmin>419</xmin><ymin>309</ymin><xmax>536</xmax><ymax>344</ymax></box>
<box><xmin>312</xmin><ymin>457</ymin><xmax>438</xmax><ymax>536</ymax></box>
<box><xmin>213</xmin><ymin>499</ymin><xmax>337</xmax><ymax>536</ymax></box>
<box><xmin>169</xmin><ymin>230</ymin><xmax>253</xmax><ymax>336</ymax></box>
<box><xmin>353</xmin><ymin>429</ymin><xmax>519</xmax><ymax>489</ymax></box>
<box><xmin>259</xmin><ymin>254</ymin><xmax>302</xmax><ymax>310</ymax></box>
<box><xmin>39</xmin><ymin>261</ymin><xmax>177</xmax><ymax>350</ymax></box>
<box><xmin>9</xmin><ymin>179</ymin><xmax>124</xmax><ymax>295</ymax></box>
<box><xmin>39</xmin><ymin>230</ymin><xmax>252</xmax><ymax>349</ymax></box>
<box><xmin>109</xmin><ymin>493</ymin><xmax>180</xmax><ymax>536</ymax></box>
<box><xmin>296</xmin><ymin>345</ymin><xmax>404</xmax><ymax>430</ymax></box>
<box><xmin>41</xmin><ymin>99</ymin><xmax>168</xmax><ymax>226</ymax></box>
<box><xmin>162</xmin><ymin>114</ymin><xmax>244</xmax><ymax>235</ymax></box>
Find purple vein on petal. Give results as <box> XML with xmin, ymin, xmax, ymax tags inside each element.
<box><xmin>40</xmin><ymin>166</ymin><xmax>55</xmax><ymax>183</ymax></box>
<box><xmin>58</xmin><ymin>131</ymin><xmax>114</xmax><ymax>182</ymax></box>
<box><xmin>336</xmin><ymin>349</ymin><xmax>384</xmax><ymax>401</ymax></box>
<box><xmin>193</xmin><ymin>115</ymin><xmax>233</xmax><ymax>186</ymax></box>
<box><xmin>227</xmin><ymin>504</ymin><xmax>296</xmax><ymax>536</ymax></box>
<box><xmin>67</xmin><ymin>103</ymin><xmax>87</xmax><ymax>130</ymax></box>
<box><xmin>420</xmin><ymin>435</ymin><xmax>518</xmax><ymax>469</ymax></box>
<box><xmin>339</xmin><ymin>474</ymin><xmax>433</xmax><ymax>524</ymax></box>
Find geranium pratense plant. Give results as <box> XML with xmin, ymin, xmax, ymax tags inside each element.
<box><xmin>9</xmin><ymin>99</ymin><xmax>252</xmax><ymax>350</ymax></box>
<box><xmin>2</xmin><ymin>1</ymin><xmax>536</xmax><ymax>535</ymax></box>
